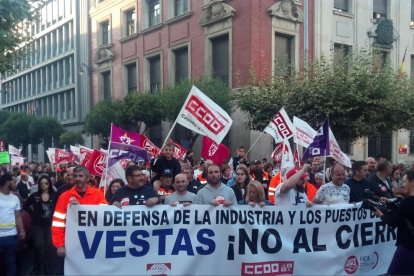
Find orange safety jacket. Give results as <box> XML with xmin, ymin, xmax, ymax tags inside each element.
<box><xmin>268</xmin><ymin>172</ymin><xmax>282</xmax><ymax>204</ymax></box>
<box><xmin>268</xmin><ymin>173</ymin><xmax>317</xmax><ymax>204</ymax></box>
<box><xmin>52</xmin><ymin>185</ymin><xmax>107</xmax><ymax>248</ymax></box>
<box><xmin>197</xmin><ymin>173</ymin><xmax>207</xmax><ymax>185</ymax></box>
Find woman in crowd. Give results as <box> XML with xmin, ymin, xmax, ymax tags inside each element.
<box><xmin>105</xmin><ymin>178</ymin><xmax>125</xmax><ymax>202</ymax></box>
<box><xmin>23</xmin><ymin>174</ymin><xmax>55</xmax><ymax>275</ymax></box>
<box><xmin>374</xmin><ymin>170</ymin><xmax>414</xmax><ymax>275</ymax></box>
<box><xmin>390</xmin><ymin>165</ymin><xmax>402</xmax><ymax>192</ymax></box>
<box><xmin>231</xmin><ymin>165</ymin><xmax>250</xmax><ymax>202</ymax></box>
<box><xmin>314</xmin><ymin>172</ymin><xmax>325</xmax><ymax>190</ymax></box>
<box><xmin>238</xmin><ymin>180</ymin><xmax>270</xmax><ymax>207</ymax></box>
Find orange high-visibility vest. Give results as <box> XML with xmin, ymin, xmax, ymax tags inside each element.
<box><xmin>52</xmin><ymin>186</ymin><xmax>107</xmax><ymax>248</ymax></box>
<box><xmin>268</xmin><ymin>172</ymin><xmax>282</xmax><ymax>204</ymax></box>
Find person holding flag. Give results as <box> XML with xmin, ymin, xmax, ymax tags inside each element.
<box><xmin>274</xmin><ymin>164</ymin><xmax>310</xmax><ymax>206</ymax></box>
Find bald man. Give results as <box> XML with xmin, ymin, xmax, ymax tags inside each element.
<box><xmin>164</xmin><ymin>173</ymin><xmax>196</xmax><ymax>206</ymax></box>
<box><xmin>366</xmin><ymin>157</ymin><xmax>376</xmax><ymax>176</ymax></box>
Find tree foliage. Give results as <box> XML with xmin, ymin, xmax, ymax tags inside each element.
<box><xmin>28</xmin><ymin>116</ymin><xmax>64</xmax><ymax>147</ymax></box>
<box><xmin>0</xmin><ymin>113</ymin><xmax>63</xmax><ymax>150</ymax></box>
<box><xmin>0</xmin><ymin>0</ymin><xmax>40</xmax><ymax>73</ymax></box>
<box><xmin>84</xmin><ymin>100</ymin><xmax>123</xmax><ymax>145</ymax></box>
<box><xmin>59</xmin><ymin>131</ymin><xmax>84</xmax><ymax>147</ymax></box>
<box><xmin>234</xmin><ymin>50</ymin><xmax>414</xmax><ymax>141</ymax></box>
<box><xmin>119</xmin><ymin>92</ymin><xmax>164</xmax><ymax>132</ymax></box>
<box><xmin>83</xmin><ymin>77</ymin><xmax>233</xmax><ymax>148</ymax></box>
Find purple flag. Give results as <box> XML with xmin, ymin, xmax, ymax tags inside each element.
<box><xmin>107</xmin><ymin>142</ymin><xmax>149</xmax><ymax>166</ymax></box>
<box><xmin>110</xmin><ymin>124</ymin><xmax>142</xmax><ymax>147</ymax></box>
<box><xmin>302</xmin><ymin>118</ymin><xmax>330</xmax><ymax>161</ymax></box>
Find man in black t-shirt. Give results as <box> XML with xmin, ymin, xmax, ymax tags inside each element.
<box><xmin>110</xmin><ymin>165</ymin><xmax>158</xmax><ymax>207</ymax></box>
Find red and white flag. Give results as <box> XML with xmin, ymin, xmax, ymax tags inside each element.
<box><xmin>293</xmin><ymin>149</ymin><xmax>303</xmax><ymax>169</ymax></box>
<box><xmin>329</xmin><ymin>128</ymin><xmax>352</xmax><ymax>168</ymax></box>
<box><xmin>201</xmin><ymin>136</ymin><xmax>230</xmax><ymax>165</ymax></box>
<box><xmin>264</xmin><ymin>107</ymin><xmax>296</xmax><ymax>143</ymax></box>
<box><xmin>54</xmin><ymin>148</ymin><xmax>77</xmax><ymax>164</ymax></box>
<box><xmin>175</xmin><ymin>85</ymin><xmax>232</xmax><ymax>145</ymax></box>
<box><xmin>293</xmin><ymin>116</ymin><xmax>317</xmax><ymax>148</ymax></box>
<box><xmin>280</xmin><ymin>138</ymin><xmax>295</xmax><ymax>177</ymax></box>
<box><xmin>168</xmin><ymin>139</ymin><xmax>187</xmax><ymax>160</ymax></box>
<box><xmin>138</xmin><ymin>134</ymin><xmax>160</xmax><ymax>157</ymax></box>
<box><xmin>87</xmin><ymin>149</ymin><xmax>107</xmax><ymax>177</ymax></box>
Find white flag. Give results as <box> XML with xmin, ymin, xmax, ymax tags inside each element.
<box><xmin>46</xmin><ymin>149</ymin><xmax>56</xmax><ymax>164</ymax></box>
<box><xmin>264</xmin><ymin>107</ymin><xmax>296</xmax><ymax>143</ymax></box>
<box><xmin>329</xmin><ymin>128</ymin><xmax>352</xmax><ymax>168</ymax></box>
<box><xmin>293</xmin><ymin>116</ymin><xmax>317</xmax><ymax>148</ymax></box>
<box><xmin>176</xmin><ymin>85</ymin><xmax>233</xmax><ymax>145</ymax></box>
<box><xmin>280</xmin><ymin>138</ymin><xmax>295</xmax><ymax>177</ymax></box>
<box><xmin>8</xmin><ymin>145</ymin><xmax>21</xmax><ymax>156</ymax></box>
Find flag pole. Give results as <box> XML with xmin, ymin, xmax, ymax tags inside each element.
<box><xmin>160</xmin><ymin>119</ymin><xmax>178</xmax><ymax>153</ymax></box>
<box><xmin>246</xmin><ymin>132</ymin><xmax>265</xmax><ymax>155</ymax></box>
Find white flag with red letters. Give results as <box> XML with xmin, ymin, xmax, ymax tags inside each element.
<box><xmin>175</xmin><ymin>86</ymin><xmax>232</xmax><ymax>145</ymax></box>
<box><xmin>264</xmin><ymin>107</ymin><xmax>296</xmax><ymax>143</ymax></box>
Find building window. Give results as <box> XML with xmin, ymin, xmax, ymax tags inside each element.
<box><xmin>148</xmin><ymin>0</ymin><xmax>160</xmax><ymax>27</ymax></box>
<box><xmin>334</xmin><ymin>43</ymin><xmax>351</xmax><ymax>69</ymax></box>
<box><xmin>126</xmin><ymin>63</ymin><xmax>137</xmax><ymax>93</ymax></box>
<box><xmin>101</xmin><ymin>71</ymin><xmax>112</xmax><ymax>100</ymax></box>
<box><xmin>100</xmin><ymin>20</ymin><xmax>110</xmax><ymax>45</ymax></box>
<box><xmin>174</xmin><ymin>0</ymin><xmax>188</xmax><ymax>17</ymax></box>
<box><xmin>274</xmin><ymin>33</ymin><xmax>294</xmax><ymax>76</ymax></box>
<box><xmin>174</xmin><ymin>47</ymin><xmax>188</xmax><ymax>83</ymax></box>
<box><xmin>211</xmin><ymin>34</ymin><xmax>229</xmax><ymax>85</ymax></box>
<box><xmin>148</xmin><ymin>55</ymin><xmax>161</xmax><ymax>93</ymax></box>
<box><xmin>334</xmin><ymin>0</ymin><xmax>349</xmax><ymax>12</ymax></box>
<box><xmin>373</xmin><ymin>0</ymin><xmax>387</xmax><ymax>19</ymax></box>
<box><xmin>125</xmin><ymin>9</ymin><xmax>136</xmax><ymax>36</ymax></box>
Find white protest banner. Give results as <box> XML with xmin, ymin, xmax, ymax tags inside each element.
<box><xmin>11</xmin><ymin>155</ymin><xmax>24</xmax><ymax>166</ymax></box>
<box><xmin>293</xmin><ymin>116</ymin><xmax>317</xmax><ymax>148</ymax></box>
<box><xmin>65</xmin><ymin>204</ymin><xmax>395</xmax><ymax>275</ymax></box>
<box><xmin>8</xmin><ymin>144</ymin><xmax>21</xmax><ymax>156</ymax></box>
<box><xmin>176</xmin><ymin>85</ymin><xmax>232</xmax><ymax>145</ymax></box>
<box><xmin>329</xmin><ymin>128</ymin><xmax>352</xmax><ymax>168</ymax></box>
<box><xmin>264</xmin><ymin>107</ymin><xmax>296</xmax><ymax>143</ymax></box>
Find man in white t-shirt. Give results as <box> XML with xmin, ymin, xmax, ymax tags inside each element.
<box><xmin>0</xmin><ymin>173</ymin><xmax>26</xmax><ymax>276</ymax></box>
<box><xmin>312</xmin><ymin>164</ymin><xmax>350</xmax><ymax>205</ymax></box>
<box><xmin>275</xmin><ymin>164</ymin><xmax>310</xmax><ymax>206</ymax></box>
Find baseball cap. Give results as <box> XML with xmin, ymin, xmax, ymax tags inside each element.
<box><xmin>286</xmin><ymin>168</ymin><xmax>309</xmax><ymax>180</ymax></box>
<box><xmin>161</xmin><ymin>169</ymin><xmax>173</xmax><ymax>177</ymax></box>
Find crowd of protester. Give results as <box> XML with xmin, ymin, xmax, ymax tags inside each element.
<box><xmin>0</xmin><ymin>143</ymin><xmax>413</xmax><ymax>275</ymax></box>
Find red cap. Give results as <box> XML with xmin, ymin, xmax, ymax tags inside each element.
<box><xmin>286</xmin><ymin>168</ymin><xmax>309</xmax><ymax>180</ymax></box>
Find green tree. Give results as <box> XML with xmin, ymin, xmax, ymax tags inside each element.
<box><xmin>235</xmin><ymin>50</ymin><xmax>414</xmax><ymax>141</ymax></box>
<box><xmin>28</xmin><ymin>116</ymin><xmax>64</xmax><ymax>147</ymax></box>
<box><xmin>0</xmin><ymin>0</ymin><xmax>40</xmax><ymax>73</ymax></box>
<box><xmin>118</xmin><ymin>92</ymin><xmax>165</xmax><ymax>132</ymax></box>
<box><xmin>84</xmin><ymin>100</ymin><xmax>123</xmax><ymax>147</ymax></box>
<box><xmin>59</xmin><ymin>131</ymin><xmax>85</xmax><ymax>147</ymax></box>
<box><xmin>0</xmin><ymin>112</ymin><xmax>34</xmax><ymax>150</ymax></box>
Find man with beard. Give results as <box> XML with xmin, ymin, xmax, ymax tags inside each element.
<box><xmin>274</xmin><ymin>164</ymin><xmax>310</xmax><ymax>206</ymax></box>
<box><xmin>52</xmin><ymin>166</ymin><xmax>106</xmax><ymax>259</ymax></box>
<box><xmin>0</xmin><ymin>173</ymin><xmax>25</xmax><ymax>276</ymax></box>
<box><xmin>195</xmin><ymin>164</ymin><xmax>237</xmax><ymax>206</ymax></box>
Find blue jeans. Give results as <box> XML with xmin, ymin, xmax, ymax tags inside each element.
<box><xmin>0</xmin><ymin>235</ymin><xmax>17</xmax><ymax>276</ymax></box>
